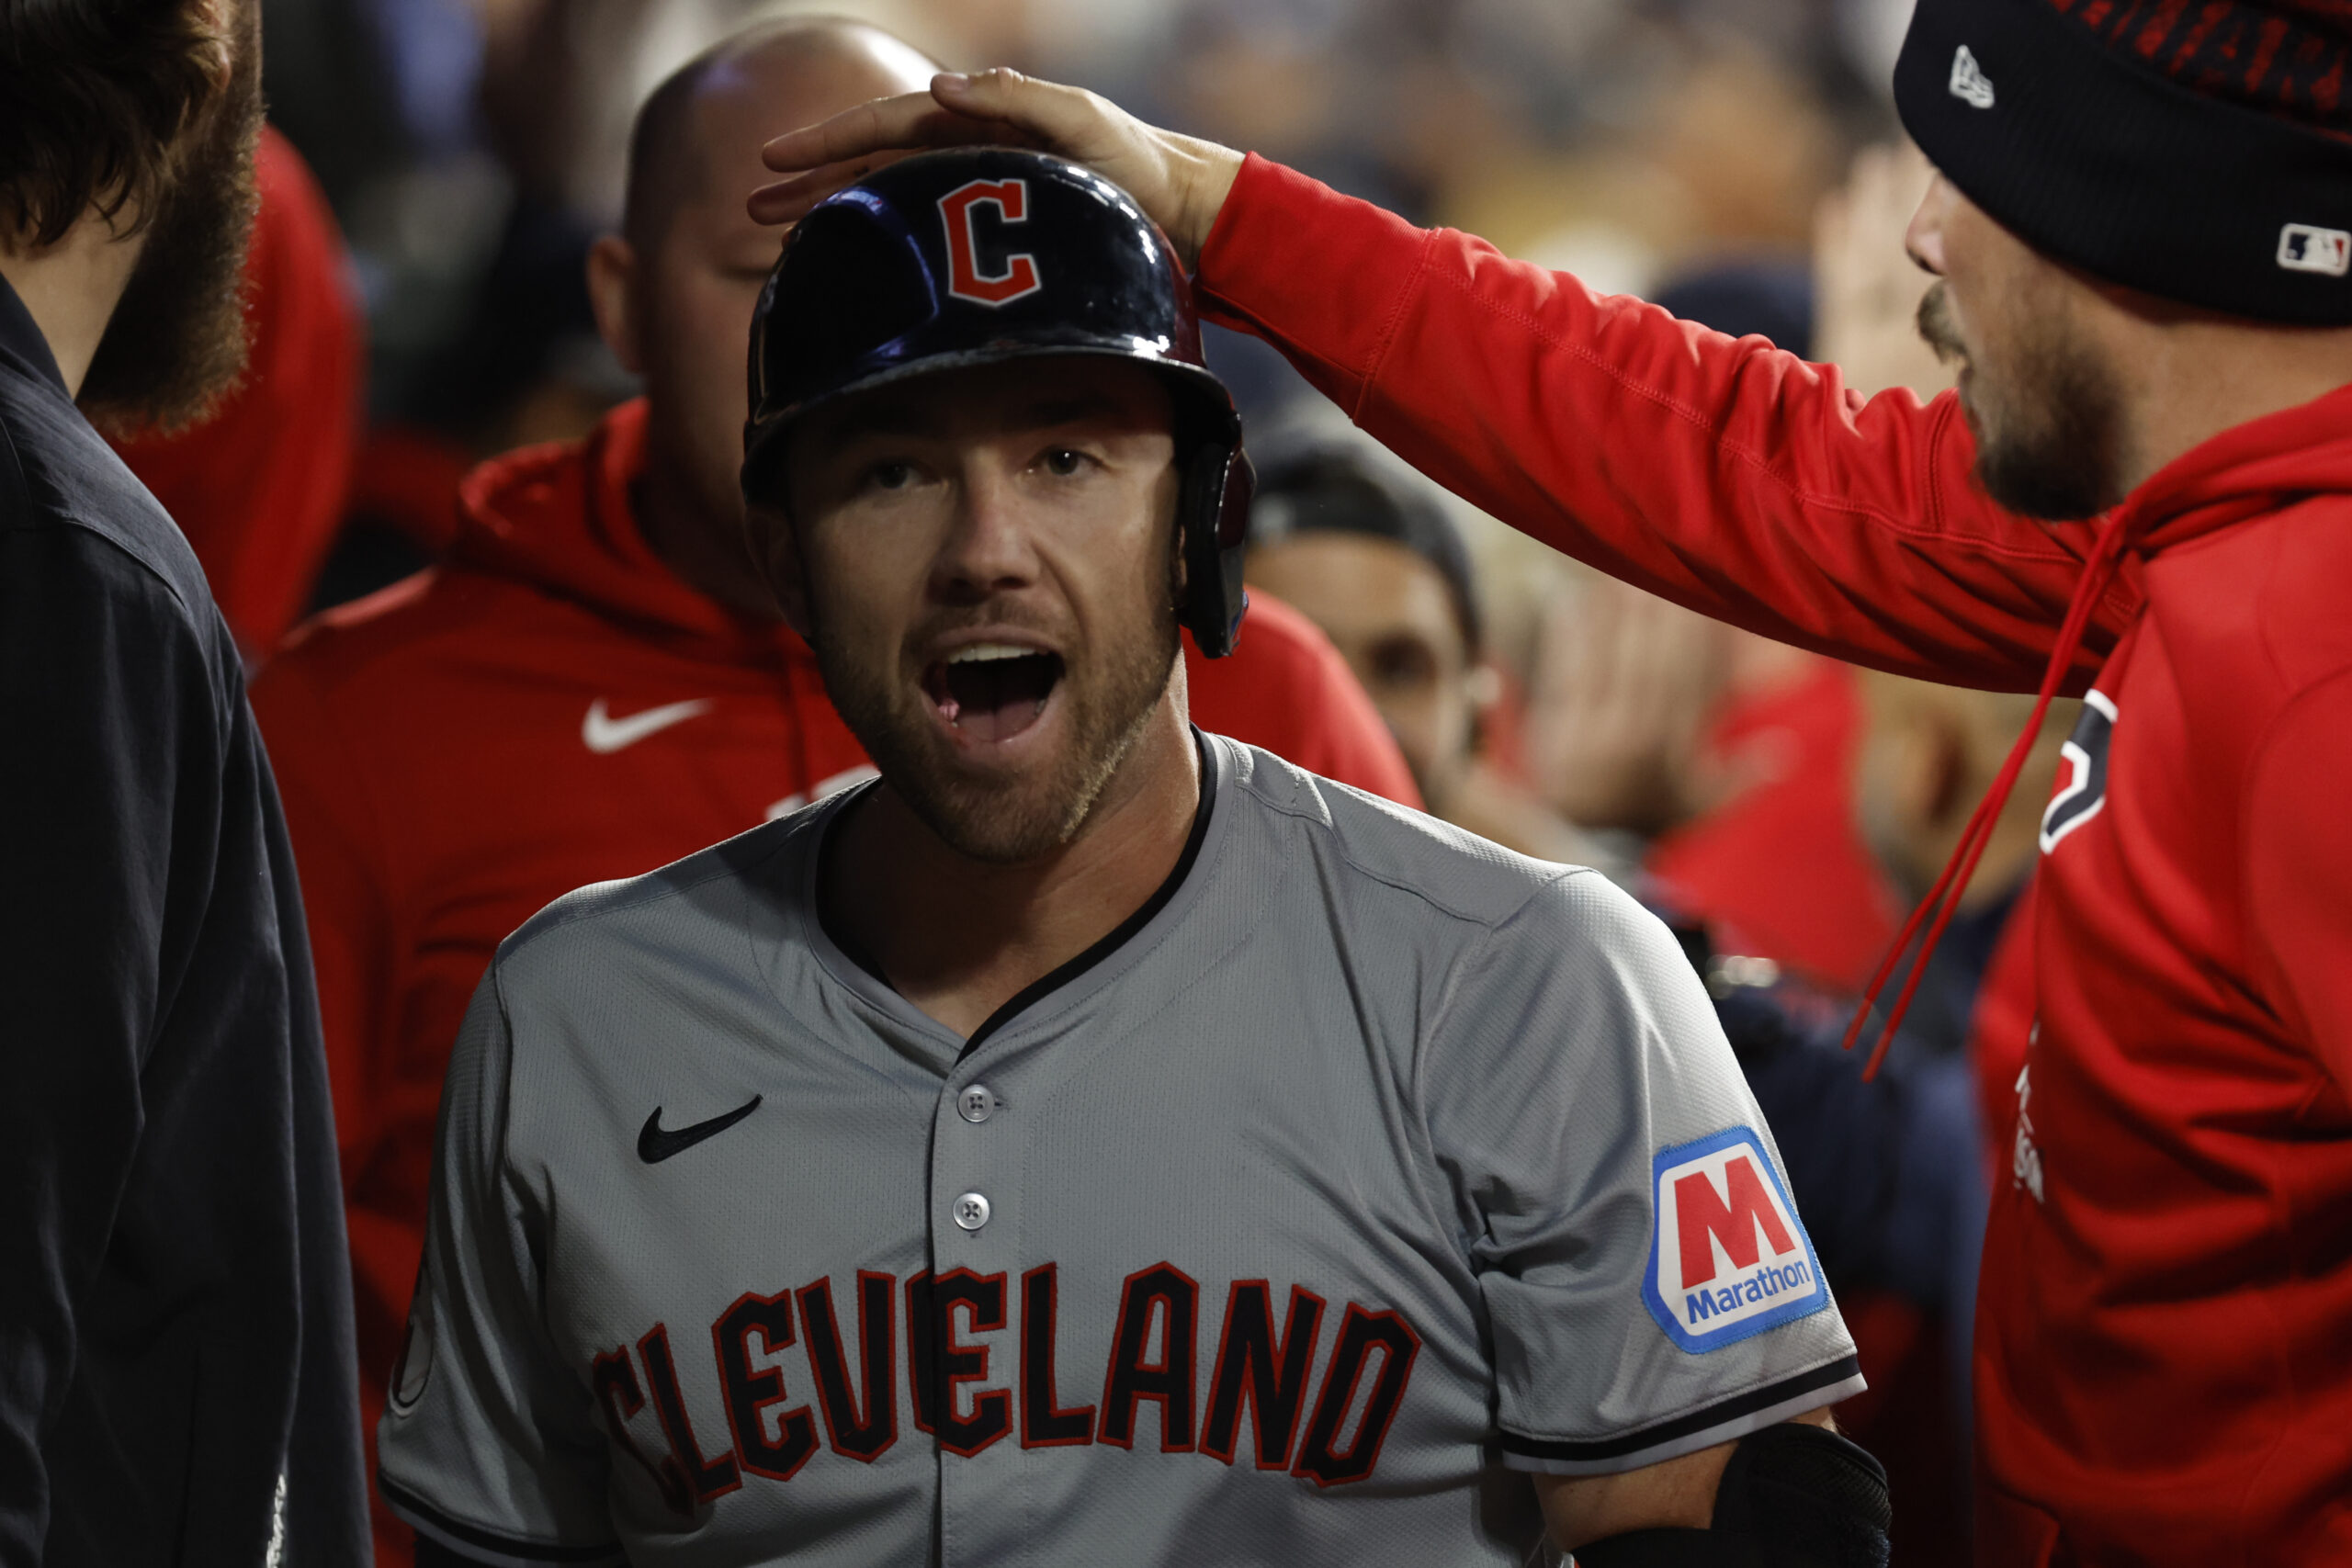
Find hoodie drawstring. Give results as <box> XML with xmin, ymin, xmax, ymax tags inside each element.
<box><xmin>1843</xmin><ymin>506</ymin><xmax>2135</xmax><ymax>1078</ymax></box>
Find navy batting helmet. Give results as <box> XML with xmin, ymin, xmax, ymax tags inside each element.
<box><xmin>741</xmin><ymin>147</ymin><xmax>1252</xmax><ymax>657</ymax></box>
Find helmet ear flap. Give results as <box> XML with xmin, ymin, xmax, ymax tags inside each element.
<box><xmin>1180</xmin><ymin>443</ymin><xmax>1252</xmax><ymax>659</ymax></box>
<box><xmin>1219</xmin><ymin>449</ymin><xmax>1256</xmax><ymax>548</ymax></box>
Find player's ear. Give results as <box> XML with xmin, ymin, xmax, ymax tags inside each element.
<box><xmin>586</xmin><ymin>234</ymin><xmax>646</xmax><ymax>376</ymax></box>
<box><xmin>747</xmin><ymin>500</ymin><xmax>813</xmax><ymax>637</ymax></box>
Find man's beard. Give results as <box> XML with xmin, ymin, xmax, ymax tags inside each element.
<box><xmin>1917</xmin><ymin>280</ymin><xmax>2125</xmax><ymax>521</ymax></box>
<box><xmin>78</xmin><ymin>22</ymin><xmax>265</xmax><ymax>435</ymax></box>
<box><xmin>808</xmin><ymin>553</ymin><xmax>1183</xmax><ymax>865</ymax></box>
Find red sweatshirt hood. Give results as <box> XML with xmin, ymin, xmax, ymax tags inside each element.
<box><xmin>448</xmin><ymin>398</ymin><xmax>817</xmax><ymax>669</ymax></box>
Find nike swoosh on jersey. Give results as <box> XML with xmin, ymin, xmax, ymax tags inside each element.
<box><xmin>638</xmin><ymin>1096</ymin><xmax>763</xmax><ymax>1164</ymax></box>
<box><xmin>582</xmin><ymin>696</ymin><xmax>714</xmax><ymax>753</ymax></box>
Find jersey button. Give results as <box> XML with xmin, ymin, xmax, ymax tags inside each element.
<box><xmin>957</xmin><ymin>1085</ymin><xmax>996</xmax><ymax>1123</ymax></box>
<box><xmin>952</xmin><ymin>1191</ymin><xmax>991</xmax><ymax>1231</ymax></box>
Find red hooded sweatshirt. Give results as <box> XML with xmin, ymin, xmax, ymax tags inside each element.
<box><xmin>250</xmin><ymin>398</ymin><xmax>1417</xmax><ymax>1566</ymax></box>
<box><xmin>1193</xmin><ymin>155</ymin><xmax>2352</xmax><ymax>1563</ymax></box>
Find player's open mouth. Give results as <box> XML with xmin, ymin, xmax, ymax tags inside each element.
<box><xmin>923</xmin><ymin>643</ymin><xmax>1064</xmax><ymax>743</ymax></box>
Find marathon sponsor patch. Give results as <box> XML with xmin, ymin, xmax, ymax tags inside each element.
<box><xmin>1642</xmin><ymin>1127</ymin><xmax>1828</xmax><ymax>1353</ymax></box>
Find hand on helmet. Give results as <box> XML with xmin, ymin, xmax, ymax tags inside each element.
<box><xmin>750</xmin><ymin>69</ymin><xmax>1245</xmax><ymax>269</ymax></box>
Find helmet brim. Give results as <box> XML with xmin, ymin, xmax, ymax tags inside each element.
<box><xmin>741</xmin><ymin>342</ymin><xmax>1237</xmax><ymax>503</ymax></box>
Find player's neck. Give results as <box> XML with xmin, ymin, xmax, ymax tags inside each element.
<box><xmin>0</xmin><ymin>209</ymin><xmax>146</xmax><ymax>397</ymax></box>
<box><xmin>2098</xmin><ymin>306</ymin><xmax>2352</xmax><ymax>497</ymax></box>
<box><xmin>631</xmin><ymin>455</ymin><xmax>783</xmax><ymax>622</ymax></box>
<box><xmin>827</xmin><ymin>694</ymin><xmax>1203</xmax><ymax>1039</ymax></box>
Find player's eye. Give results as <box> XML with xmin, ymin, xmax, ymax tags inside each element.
<box><xmin>1041</xmin><ymin>447</ymin><xmax>1090</xmax><ymax>478</ymax></box>
<box><xmin>865</xmin><ymin>459</ymin><xmax>919</xmax><ymax>491</ymax></box>
<box><xmin>1368</xmin><ymin>634</ymin><xmax>1440</xmax><ymax>692</ymax></box>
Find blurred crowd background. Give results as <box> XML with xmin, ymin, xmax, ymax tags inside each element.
<box><xmin>214</xmin><ymin>0</ymin><xmax>1939</xmax><ymax>622</ymax></box>
<box><xmin>128</xmin><ymin>0</ymin><xmax>2082</xmax><ymax>1557</ymax></box>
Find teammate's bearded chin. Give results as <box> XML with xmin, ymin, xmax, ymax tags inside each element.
<box><xmin>798</xmin><ymin>524</ymin><xmax>1186</xmax><ymax>865</ymax></box>
<box><xmin>1916</xmin><ymin>278</ymin><xmax>2124</xmax><ymax>522</ymax></box>
<box><xmin>78</xmin><ymin>0</ymin><xmax>265</xmax><ymax>436</ymax></box>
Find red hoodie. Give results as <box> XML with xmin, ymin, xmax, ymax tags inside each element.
<box><xmin>250</xmin><ymin>398</ymin><xmax>1417</xmax><ymax>1566</ymax></box>
<box><xmin>1195</xmin><ymin>155</ymin><xmax>2352</xmax><ymax>1563</ymax></box>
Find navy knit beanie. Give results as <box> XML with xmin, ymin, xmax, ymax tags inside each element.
<box><xmin>1895</xmin><ymin>0</ymin><xmax>2352</xmax><ymax>321</ymax></box>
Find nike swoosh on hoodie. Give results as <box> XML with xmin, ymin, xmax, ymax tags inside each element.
<box><xmin>582</xmin><ymin>696</ymin><xmax>713</xmax><ymax>753</ymax></box>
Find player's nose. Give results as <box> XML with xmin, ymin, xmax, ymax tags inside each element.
<box><xmin>1905</xmin><ymin>172</ymin><xmax>1953</xmax><ymax>276</ymax></box>
<box><xmin>929</xmin><ymin>463</ymin><xmax>1044</xmax><ymax>606</ymax></box>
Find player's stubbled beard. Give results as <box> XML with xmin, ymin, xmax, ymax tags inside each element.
<box><xmin>79</xmin><ymin>0</ymin><xmax>265</xmax><ymax>436</ymax></box>
<box><xmin>1917</xmin><ymin>278</ymin><xmax>2124</xmax><ymax>522</ymax></box>
<box><xmin>802</xmin><ymin>514</ymin><xmax>1183</xmax><ymax>865</ymax></box>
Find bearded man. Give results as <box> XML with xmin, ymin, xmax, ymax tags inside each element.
<box><xmin>760</xmin><ymin>0</ymin><xmax>2352</xmax><ymax>1555</ymax></box>
<box><xmin>0</xmin><ymin>0</ymin><xmax>368</xmax><ymax>1563</ymax></box>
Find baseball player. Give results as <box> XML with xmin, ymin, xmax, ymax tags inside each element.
<box><xmin>378</xmin><ymin>149</ymin><xmax>1886</xmax><ymax>1566</ymax></box>
<box><xmin>758</xmin><ymin>4</ymin><xmax>2352</xmax><ymax>1552</ymax></box>
<box><xmin>251</xmin><ymin>28</ymin><xmax>1414</xmax><ymax>1564</ymax></box>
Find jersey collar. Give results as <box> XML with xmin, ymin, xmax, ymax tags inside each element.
<box><xmin>801</xmin><ymin>728</ymin><xmax>1226</xmax><ymax>1062</ymax></box>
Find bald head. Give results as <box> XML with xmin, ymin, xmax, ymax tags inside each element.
<box><xmin>587</xmin><ymin>16</ymin><xmax>939</xmax><ymax>620</ymax></box>
<box><xmin>623</xmin><ymin>17</ymin><xmax>941</xmax><ymax>254</ymax></box>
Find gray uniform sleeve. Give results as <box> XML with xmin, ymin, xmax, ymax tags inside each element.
<box><xmin>376</xmin><ymin>964</ymin><xmax>627</xmax><ymax>1566</ymax></box>
<box><xmin>1420</xmin><ymin>870</ymin><xmax>1863</xmax><ymax>1476</ymax></box>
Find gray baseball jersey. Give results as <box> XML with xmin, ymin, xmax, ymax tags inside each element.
<box><xmin>378</xmin><ymin>735</ymin><xmax>1862</xmax><ymax>1567</ymax></box>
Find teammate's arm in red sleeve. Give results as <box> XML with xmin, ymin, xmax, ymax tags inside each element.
<box><xmin>249</xmin><ymin>657</ymin><xmax>417</xmax><ymax>1344</ymax></box>
<box><xmin>2243</xmin><ymin>671</ymin><xmax>2352</xmax><ymax>1087</ymax></box>
<box><xmin>1195</xmin><ymin>157</ymin><xmax>2134</xmax><ymax>693</ymax></box>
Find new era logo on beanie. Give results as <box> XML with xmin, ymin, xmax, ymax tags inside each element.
<box><xmin>1949</xmin><ymin>45</ymin><xmax>1996</xmax><ymax>108</ymax></box>
<box><xmin>1894</xmin><ymin>0</ymin><xmax>2352</xmax><ymax>321</ymax></box>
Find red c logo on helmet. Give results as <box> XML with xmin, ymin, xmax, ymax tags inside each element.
<box><xmin>939</xmin><ymin>179</ymin><xmax>1042</xmax><ymax>306</ymax></box>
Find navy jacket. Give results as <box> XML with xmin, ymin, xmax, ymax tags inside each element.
<box><xmin>0</xmin><ymin>275</ymin><xmax>367</xmax><ymax>1566</ymax></box>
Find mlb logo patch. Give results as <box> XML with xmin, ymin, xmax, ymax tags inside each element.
<box><xmin>1642</xmin><ymin>1126</ymin><xmax>1829</xmax><ymax>1353</ymax></box>
<box><xmin>2278</xmin><ymin>223</ymin><xmax>2351</xmax><ymax>277</ymax></box>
